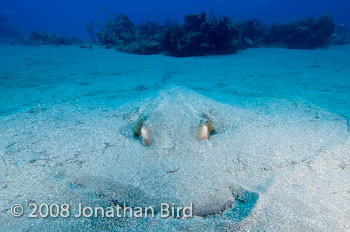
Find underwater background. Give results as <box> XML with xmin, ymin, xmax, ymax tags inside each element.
<box><xmin>2</xmin><ymin>0</ymin><xmax>350</xmax><ymax>40</ymax></box>
<box><xmin>1</xmin><ymin>1</ymin><xmax>350</xmax><ymax>231</ymax></box>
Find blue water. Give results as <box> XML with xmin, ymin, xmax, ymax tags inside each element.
<box><xmin>2</xmin><ymin>0</ymin><xmax>350</xmax><ymax>40</ymax></box>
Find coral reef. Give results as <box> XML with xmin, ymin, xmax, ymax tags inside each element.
<box><xmin>22</xmin><ymin>31</ymin><xmax>83</xmax><ymax>46</ymax></box>
<box><xmin>237</xmin><ymin>19</ymin><xmax>268</xmax><ymax>48</ymax></box>
<box><xmin>96</xmin><ymin>15</ymin><xmax>163</xmax><ymax>54</ymax></box>
<box><xmin>1</xmin><ymin>11</ymin><xmax>341</xmax><ymax>54</ymax></box>
<box><xmin>328</xmin><ymin>24</ymin><xmax>349</xmax><ymax>45</ymax></box>
<box><xmin>263</xmin><ymin>15</ymin><xmax>335</xmax><ymax>49</ymax></box>
<box><xmin>97</xmin><ymin>13</ymin><xmax>339</xmax><ymax>56</ymax></box>
<box><xmin>161</xmin><ymin>13</ymin><xmax>242</xmax><ymax>56</ymax></box>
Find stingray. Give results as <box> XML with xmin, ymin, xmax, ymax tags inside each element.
<box><xmin>57</xmin><ymin>85</ymin><xmax>349</xmax><ymax>223</ymax></box>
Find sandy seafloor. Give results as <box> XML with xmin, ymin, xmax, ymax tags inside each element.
<box><xmin>0</xmin><ymin>44</ymin><xmax>349</xmax><ymax>231</ymax></box>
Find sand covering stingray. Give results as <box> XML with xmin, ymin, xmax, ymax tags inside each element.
<box><xmin>1</xmin><ymin>85</ymin><xmax>350</xmax><ymax>231</ymax></box>
<box><xmin>58</xmin><ymin>85</ymin><xmax>349</xmax><ymax>220</ymax></box>
<box><xmin>63</xmin><ymin>85</ymin><xmax>246</xmax><ymax>217</ymax></box>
